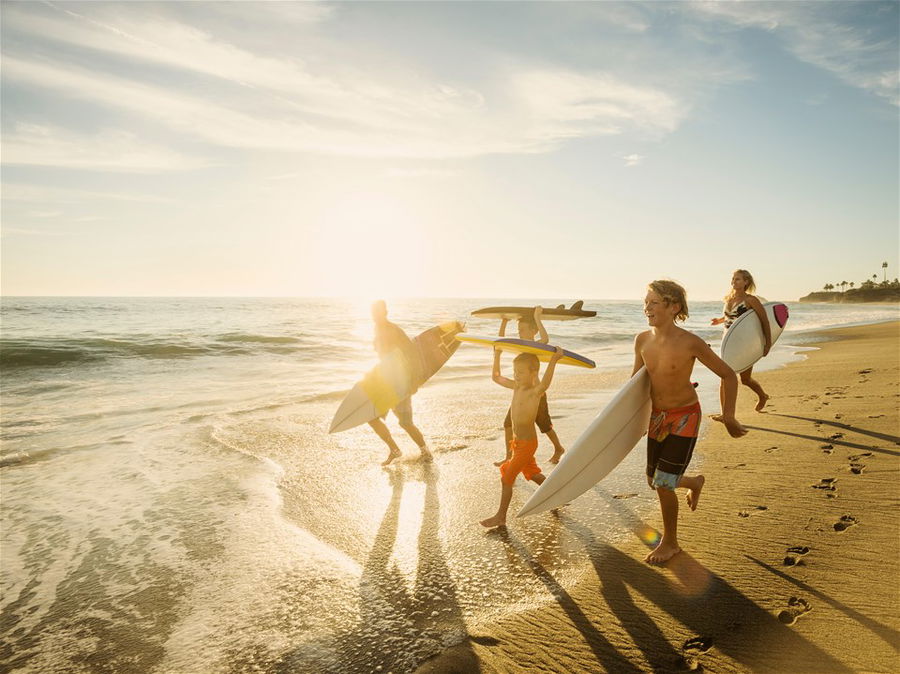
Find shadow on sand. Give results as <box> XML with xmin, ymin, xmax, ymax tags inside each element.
<box><xmin>275</xmin><ymin>463</ymin><xmax>479</xmax><ymax>673</ymax></box>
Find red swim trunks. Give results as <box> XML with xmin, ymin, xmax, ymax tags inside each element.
<box><xmin>648</xmin><ymin>401</ymin><xmax>701</xmax><ymax>442</ymax></box>
<box><xmin>499</xmin><ymin>438</ymin><xmax>541</xmax><ymax>485</ymax></box>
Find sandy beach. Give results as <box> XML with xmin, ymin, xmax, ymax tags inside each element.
<box><xmin>417</xmin><ymin>321</ymin><xmax>900</xmax><ymax>673</ymax></box>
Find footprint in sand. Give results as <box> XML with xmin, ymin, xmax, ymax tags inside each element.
<box><xmin>849</xmin><ymin>462</ymin><xmax>866</xmax><ymax>475</ymax></box>
<box><xmin>858</xmin><ymin>369</ymin><xmax>873</xmax><ymax>375</ymax></box>
<box><xmin>778</xmin><ymin>596</ymin><xmax>813</xmax><ymax>625</ymax></box>
<box><xmin>738</xmin><ymin>505</ymin><xmax>768</xmax><ymax>518</ymax></box>
<box><xmin>820</xmin><ymin>444</ymin><xmax>834</xmax><ymax>454</ymax></box>
<box><xmin>724</xmin><ymin>463</ymin><xmax>747</xmax><ymax>469</ymax></box>
<box><xmin>848</xmin><ymin>452</ymin><xmax>873</xmax><ymax>461</ymax></box>
<box><xmin>765</xmin><ymin>446</ymin><xmax>779</xmax><ymax>453</ymax></box>
<box><xmin>834</xmin><ymin>414</ymin><xmax>843</xmax><ymax>419</ymax></box>
<box><xmin>867</xmin><ymin>414</ymin><xmax>885</xmax><ymax>419</ymax></box>
<box><xmin>612</xmin><ymin>493</ymin><xmax>638</xmax><ymax>500</ymax></box>
<box><xmin>834</xmin><ymin>515</ymin><xmax>859</xmax><ymax>532</ymax></box>
<box><xmin>811</xmin><ymin>478</ymin><xmax>837</xmax><ymax>491</ymax></box>
<box><xmin>783</xmin><ymin>545</ymin><xmax>810</xmax><ymax>566</ymax></box>
<box><xmin>680</xmin><ymin>636</ymin><xmax>714</xmax><ymax>671</ymax></box>
<box><xmin>829</xmin><ymin>433</ymin><xmax>845</xmax><ymax>440</ymax></box>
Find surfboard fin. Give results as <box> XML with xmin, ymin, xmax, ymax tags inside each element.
<box><xmin>570</xmin><ymin>300</ymin><xmax>584</xmax><ymax>310</ymax></box>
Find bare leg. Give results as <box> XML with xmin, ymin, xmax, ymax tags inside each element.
<box><xmin>546</xmin><ymin>429</ymin><xmax>565</xmax><ymax>464</ymax></box>
<box><xmin>369</xmin><ymin>418</ymin><xmax>401</xmax><ymax>465</ymax></box>
<box><xmin>711</xmin><ymin>380</ymin><xmax>726</xmax><ymax>423</ymax></box>
<box><xmin>741</xmin><ymin>367</ymin><xmax>770</xmax><ymax>411</ymax></box>
<box><xmin>400</xmin><ymin>421</ymin><xmax>431</xmax><ymax>461</ymax></box>
<box><xmin>680</xmin><ymin>474</ymin><xmax>705</xmax><ymax>511</ymax></box>
<box><xmin>494</xmin><ymin>425</ymin><xmax>513</xmax><ymax>467</ymax></box>
<box><xmin>481</xmin><ymin>481</ymin><xmax>513</xmax><ymax>528</ymax></box>
<box><xmin>646</xmin><ymin>487</ymin><xmax>682</xmax><ymax>564</ymax></box>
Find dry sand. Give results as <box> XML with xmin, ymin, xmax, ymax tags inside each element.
<box><xmin>416</xmin><ymin>321</ymin><xmax>900</xmax><ymax>673</ymax></box>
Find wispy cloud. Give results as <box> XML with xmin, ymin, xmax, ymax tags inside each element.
<box><xmin>2</xmin><ymin>123</ymin><xmax>208</xmax><ymax>172</ymax></box>
<box><xmin>2</xmin><ymin>3</ymin><xmax>690</xmax><ymax>160</ymax></box>
<box><xmin>689</xmin><ymin>1</ymin><xmax>899</xmax><ymax>105</ymax></box>
<box><xmin>622</xmin><ymin>154</ymin><xmax>645</xmax><ymax>167</ymax></box>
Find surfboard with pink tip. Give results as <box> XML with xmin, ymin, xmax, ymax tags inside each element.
<box><xmin>720</xmin><ymin>302</ymin><xmax>789</xmax><ymax>373</ymax></box>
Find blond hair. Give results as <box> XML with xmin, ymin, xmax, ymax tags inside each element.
<box><xmin>648</xmin><ymin>279</ymin><xmax>689</xmax><ymax>322</ymax></box>
<box><xmin>725</xmin><ymin>269</ymin><xmax>756</xmax><ymax>301</ymax></box>
<box><xmin>513</xmin><ymin>352</ymin><xmax>540</xmax><ymax>371</ymax></box>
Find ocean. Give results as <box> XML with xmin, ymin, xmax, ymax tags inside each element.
<box><xmin>1</xmin><ymin>297</ymin><xmax>897</xmax><ymax>673</ymax></box>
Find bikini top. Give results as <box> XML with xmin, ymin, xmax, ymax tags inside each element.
<box><xmin>723</xmin><ymin>300</ymin><xmax>749</xmax><ymax>328</ymax></box>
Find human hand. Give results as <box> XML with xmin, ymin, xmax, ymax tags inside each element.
<box><xmin>763</xmin><ymin>342</ymin><xmax>771</xmax><ymax>357</ymax></box>
<box><xmin>534</xmin><ymin>305</ymin><xmax>543</xmax><ymax>319</ymax></box>
<box><xmin>550</xmin><ymin>346</ymin><xmax>564</xmax><ymax>362</ymax></box>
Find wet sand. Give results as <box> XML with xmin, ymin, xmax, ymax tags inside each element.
<box><xmin>417</xmin><ymin>321</ymin><xmax>900</xmax><ymax>673</ymax></box>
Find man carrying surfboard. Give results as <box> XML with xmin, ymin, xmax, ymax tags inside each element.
<box><xmin>368</xmin><ymin>300</ymin><xmax>431</xmax><ymax>465</ymax></box>
<box><xmin>481</xmin><ymin>344</ymin><xmax>564</xmax><ymax>528</ymax></box>
<box><xmin>634</xmin><ymin>280</ymin><xmax>747</xmax><ymax>564</ymax></box>
<box><xmin>495</xmin><ymin>306</ymin><xmax>567</xmax><ymax>466</ymax></box>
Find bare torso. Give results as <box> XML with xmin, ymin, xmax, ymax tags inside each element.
<box><xmin>638</xmin><ymin>327</ymin><xmax>700</xmax><ymax>409</ymax></box>
<box><xmin>509</xmin><ymin>384</ymin><xmax>543</xmax><ymax>440</ymax></box>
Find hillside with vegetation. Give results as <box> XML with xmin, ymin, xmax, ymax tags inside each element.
<box><xmin>800</xmin><ymin>262</ymin><xmax>900</xmax><ymax>302</ymax></box>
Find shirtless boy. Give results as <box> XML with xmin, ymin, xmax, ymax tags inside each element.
<box><xmin>494</xmin><ymin>306</ymin><xmax>567</xmax><ymax>466</ymax></box>
<box><xmin>481</xmin><ymin>345</ymin><xmax>564</xmax><ymax>528</ymax></box>
<box><xmin>634</xmin><ymin>280</ymin><xmax>747</xmax><ymax>563</ymax></box>
<box><xmin>367</xmin><ymin>300</ymin><xmax>431</xmax><ymax>465</ymax></box>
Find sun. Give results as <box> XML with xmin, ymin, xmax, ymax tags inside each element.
<box><xmin>312</xmin><ymin>190</ymin><xmax>429</xmax><ymax>298</ymax></box>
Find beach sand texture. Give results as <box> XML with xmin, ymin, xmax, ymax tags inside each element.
<box><xmin>417</xmin><ymin>321</ymin><xmax>900</xmax><ymax>673</ymax></box>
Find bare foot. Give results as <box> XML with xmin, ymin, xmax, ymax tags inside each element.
<box><xmin>493</xmin><ymin>457</ymin><xmax>509</xmax><ymax>467</ymax></box>
<box><xmin>645</xmin><ymin>540</ymin><xmax>681</xmax><ymax>564</ymax></box>
<box><xmin>709</xmin><ymin>414</ymin><xmax>724</xmax><ymax>423</ymax></box>
<box><xmin>550</xmin><ymin>447</ymin><xmax>565</xmax><ymax>464</ymax></box>
<box><xmin>480</xmin><ymin>515</ymin><xmax>506</xmax><ymax>529</ymax></box>
<box><xmin>419</xmin><ymin>447</ymin><xmax>433</xmax><ymax>462</ymax></box>
<box><xmin>687</xmin><ymin>475</ymin><xmax>705</xmax><ymax>511</ymax></box>
<box><xmin>756</xmin><ymin>393</ymin><xmax>770</xmax><ymax>412</ymax></box>
<box><xmin>381</xmin><ymin>449</ymin><xmax>401</xmax><ymax>466</ymax></box>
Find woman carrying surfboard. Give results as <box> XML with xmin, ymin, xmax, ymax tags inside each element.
<box><xmin>711</xmin><ymin>269</ymin><xmax>772</xmax><ymax>412</ymax></box>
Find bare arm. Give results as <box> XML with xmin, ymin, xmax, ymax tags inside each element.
<box><xmin>746</xmin><ymin>295</ymin><xmax>772</xmax><ymax>354</ymax></box>
<box><xmin>539</xmin><ymin>346</ymin><xmax>564</xmax><ymax>392</ymax></box>
<box><xmin>498</xmin><ymin>318</ymin><xmax>508</xmax><ymax>337</ymax></box>
<box><xmin>693</xmin><ymin>337</ymin><xmax>747</xmax><ymax>437</ymax></box>
<box><xmin>631</xmin><ymin>333</ymin><xmax>646</xmax><ymax>376</ymax></box>
<box><xmin>492</xmin><ymin>347</ymin><xmax>515</xmax><ymax>389</ymax></box>
<box><xmin>533</xmin><ymin>306</ymin><xmax>549</xmax><ymax>343</ymax></box>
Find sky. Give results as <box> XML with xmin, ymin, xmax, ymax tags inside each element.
<box><xmin>1</xmin><ymin>0</ymin><xmax>898</xmax><ymax>301</ymax></box>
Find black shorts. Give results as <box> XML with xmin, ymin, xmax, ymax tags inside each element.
<box><xmin>504</xmin><ymin>393</ymin><xmax>553</xmax><ymax>433</ymax></box>
<box><xmin>646</xmin><ymin>434</ymin><xmax>697</xmax><ymax>490</ymax></box>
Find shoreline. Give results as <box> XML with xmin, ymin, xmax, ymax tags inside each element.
<box><xmin>416</xmin><ymin>321</ymin><xmax>900</xmax><ymax>673</ymax></box>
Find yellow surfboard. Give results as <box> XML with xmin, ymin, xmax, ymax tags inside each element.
<box><xmin>455</xmin><ymin>335</ymin><xmax>595</xmax><ymax>369</ymax></box>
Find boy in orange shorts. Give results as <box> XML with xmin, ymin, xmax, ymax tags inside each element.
<box><xmin>480</xmin><ymin>345</ymin><xmax>564</xmax><ymax>528</ymax></box>
<box><xmin>495</xmin><ymin>305</ymin><xmax>567</xmax><ymax>465</ymax></box>
<box><xmin>634</xmin><ymin>280</ymin><xmax>747</xmax><ymax>563</ymax></box>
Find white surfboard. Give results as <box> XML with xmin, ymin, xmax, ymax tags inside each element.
<box><xmin>720</xmin><ymin>302</ymin><xmax>789</xmax><ymax>373</ymax></box>
<box><xmin>517</xmin><ymin>367</ymin><xmax>651</xmax><ymax>518</ymax></box>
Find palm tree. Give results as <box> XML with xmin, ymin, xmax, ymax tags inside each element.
<box><xmin>849</xmin><ymin>282</ymin><xmax>855</xmax><ymax>290</ymax></box>
<box><xmin>883</xmin><ymin>261</ymin><xmax>888</xmax><ymax>283</ymax></box>
<box><xmin>840</xmin><ymin>280</ymin><xmax>848</xmax><ymax>293</ymax></box>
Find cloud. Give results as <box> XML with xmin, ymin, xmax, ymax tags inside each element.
<box><xmin>2</xmin><ymin>4</ymin><xmax>690</xmax><ymax>160</ymax></box>
<box><xmin>688</xmin><ymin>1</ymin><xmax>899</xmax><ymax>105</ymax></box>
<box><xmin>2</xmin><ymin>123</ymin><xmax>209</xmax><ymax>172</ymax></box>
<box><xmin>622</xmin><ymin>154</ymin><xmax>645</xmax><ymax>167</ymax></box>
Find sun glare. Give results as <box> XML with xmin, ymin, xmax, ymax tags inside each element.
<box><xmin>313</xmin><ymin>191</ymin><xmax>429</xmax><ymax>298</ymax></box>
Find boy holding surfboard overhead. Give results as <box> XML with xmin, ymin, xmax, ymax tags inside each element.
<box><xmin>495</xmin><ymin>306</ymin><xmax>567</xmax><ymax>466</ymax></box>
<box><xmin>481</xmin><ymin>344</ymin><xmax>564</xmax><ymax>528</ymax></box>
<box><xmin>368</xmin><ymin>300</ymin><xmax>431</xmax><ymax>465</ymax></box>
<box><xmin>634</xmin><ymin>280</ymin><xmax>747</xmax><ymax>564</ymax></box>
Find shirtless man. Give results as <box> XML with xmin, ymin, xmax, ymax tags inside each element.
<box><xmin>634</xmin><ymin>280</ymin><xmax>747</xmax><ymax>563</ymax></box>
<box><xmin>480</xmin><ymin>345</ymin><xmax>564</xmax><ymax>528</ymax></box>
<box><xmin>368</xmin><ymin>300</ymin><xmax>431</xmax><ymax>465</ymax></box>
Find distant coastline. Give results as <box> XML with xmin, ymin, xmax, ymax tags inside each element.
<box><xmin>800</xmin><ymin>280</ymin><xmax>900</xmax><ymax>303</ymax></box>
